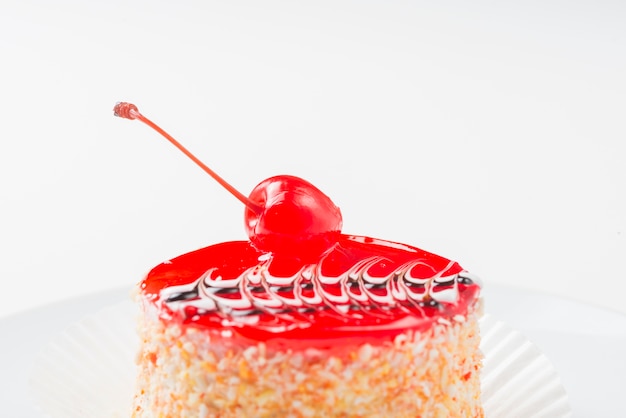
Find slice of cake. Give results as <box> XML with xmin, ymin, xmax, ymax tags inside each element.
<box><xmin>113</xmin><ymin>102</ymin><xmax>484</xmax><ymax>418</ymax></box>
<box><xmin>133</xmin><ymin>236</ymin><xmax>483</xmax><ymax>418</ymax></box>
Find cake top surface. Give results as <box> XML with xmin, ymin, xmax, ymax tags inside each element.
<box><xmin>141</xmin><ymin>234</ymin><xmax>481</xmax><ymax>345</ymax></box>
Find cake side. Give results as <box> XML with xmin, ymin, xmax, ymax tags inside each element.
<box><xmin>132</xmin><ymin>298</ymin><xmax>483</xmax><ymax>418</ymax></box>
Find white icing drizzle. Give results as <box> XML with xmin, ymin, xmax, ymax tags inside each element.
<box><xmin>158</xmin><ymin>251</ymin><xmax>478</xmax><ymax>327</ymax></box>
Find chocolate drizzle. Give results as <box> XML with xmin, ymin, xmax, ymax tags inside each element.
<box><xmin>153</xmin><ymin>236</ymin><xmax>481</xmax><ymax>333</ymax></box>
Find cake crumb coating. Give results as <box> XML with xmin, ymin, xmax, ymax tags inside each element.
<box><xmin>132</xmin><ymin>301</ymin><xmax>484</xmax><ymax>418</ymax></box>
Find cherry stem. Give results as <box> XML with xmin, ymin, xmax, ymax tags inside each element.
<box><xmin>113</xmin><ymin>102</ymin><xmax>262</xmax><ymax>215</ymax></box>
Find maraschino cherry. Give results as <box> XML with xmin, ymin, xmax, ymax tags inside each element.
<box><xmin>113</xmin><ymin>102</ymin><xmax>342</xmax><ymax>261</ymax></box>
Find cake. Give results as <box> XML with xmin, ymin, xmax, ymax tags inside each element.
<box><xmin>114</xmin><ymin>102</ymin><xmax>484</xmax><ymax>418</ymax></box>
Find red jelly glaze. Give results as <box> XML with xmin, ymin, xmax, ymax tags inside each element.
<box><xmin>141</xmin><ymin>235</ymin><xmax>481</xmax><ymax>349</ymax></box>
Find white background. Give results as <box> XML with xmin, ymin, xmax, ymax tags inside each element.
<box><xmin>1</xmin><ymin>0</ymin><xmax>625</xmax><ymax>319</ymax></box>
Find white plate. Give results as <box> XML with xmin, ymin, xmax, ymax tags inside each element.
<box><xmin>28</xmin><ymin>302</ymin><xmax>571</xmax><ymax>418</ymax></box>
<box><xmin>1</xmin><ymin>284</ymin><xmax>624</xmax><ymax>417</ymax></box>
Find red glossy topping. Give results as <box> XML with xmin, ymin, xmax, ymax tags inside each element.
<box><xmin>114</xmin><ymin>102</ymin><xmax>481</xmax><ymax>349</ymax></box>
<box><xmin>114</xmin><ymin>102</ymin><xmax>342</xmax><ymax>259</ymax></box>
<box><xmin>245</xmin><ymin>175</ymin><xmax>342</xmax><ymax>262</ymax></box>
<box><xmin>141</xmin><ymin>235</ymin><xmax>481</xmax><ymax>348</ymax></box>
